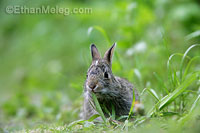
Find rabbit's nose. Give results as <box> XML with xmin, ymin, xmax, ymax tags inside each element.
<box><xmin>89</xmin><ymin>84</ymin><xmax>96</xmax><ymax>90</ymax></box>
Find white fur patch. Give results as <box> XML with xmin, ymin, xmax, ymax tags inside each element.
<box><xmin>86</xmin><ymin>85</ymin><xmax>90</xmax><ymax>91</ymax></box>
<box><xmin>95</xmin><ymin>60</ymin><xmax>98</xmax><ymax>66</ymax></box>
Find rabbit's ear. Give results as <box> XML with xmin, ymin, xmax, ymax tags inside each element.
<box><xmin>90</xmin><ymin>44</ymin><xmax>101</xmax><ymax>61</ymax></box>
<box><xmin>104</xmin><ymin>43</ymin><xmax>116</xmax><ymax>65</ymax></box>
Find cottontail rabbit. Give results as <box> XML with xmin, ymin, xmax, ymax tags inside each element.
<box><xmin>82</xmin><ymin>43</ymin><xmax>143</xmax><ymax>121</ymax></box>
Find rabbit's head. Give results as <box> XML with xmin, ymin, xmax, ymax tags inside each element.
<box><xmin>85</xmin><ymin>43</ymin><xmax>121</xmax><ymax>98</ymax></box>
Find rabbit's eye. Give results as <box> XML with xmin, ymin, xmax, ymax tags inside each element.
<box><xmin>104</xmin><ymin>72</ymin><xmax>109</xmax><ymax>79</ymax></box>
<box><xmin>86</xmin><ymin>74</ymin><xmax>88</xmax><ymax>78</ymax></box>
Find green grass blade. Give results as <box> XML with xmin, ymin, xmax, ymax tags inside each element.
<box><xmin>67</xmin><ymin>114</ymin><xmax>100</xmax><ymax>129</ymax></box>
<box><xmin>159</xmin><ymin>72</ymin><xmax>199</xmax><ymax>110</ymax></box>
<box><xmin>141</xmin><ymin>88</ymin><xmax>159</xmax><ymax>101</ymax></box>
<box><xmin>111</xmin><ymin>104</ymin><xmax>116</xmax><ymax>120</ymax></box>
<box><xmin>148</xmin><ymin>72</ymin><xmax>199</xmax><ymax>116</ymax></box>
<box><xmin>147</xmin><ymin>100</ymin><xmax>161</xmax><ymax>117</ymax></box>
<box><xmin>185</xmin><ymin>30</ymin><xmax>200</xmax><ymax>40</ymax></box>
<box><xmin>116</xmin><ymin>115</ymin><xmax>128</xmax><ymax>121</ymax></box>
<box><xmin>134</xmin><ymin>116</ymin><xmax>148</xmax><ymax>127</ymax></box>
<box><xmin>167</xmin><ymin>53</ymin><xmax>183</xmax><ymax>88</ymax></box>
<box><xmin>88</xmin><ymin>26</ymin><xmax>111</xmax><ymax>44</ymax></box>
<box><xmin>183</xmin><ymin>56</ymin><xmax>200</xmax><ymax>81</ymax></box>
<box><xmin>102</xmin><ymin>104</ymin><xmax>110</xmax><ymax>116</ymax></box>
<box><xmin>88</xmin><ymin>114</ymin><xmax>101</xmax><ymax>122</ymax></box>
<box><xmin>91</xmin><ymin>92</ymin><xmax>107</xmax><ymax>123</ymax></box>
<box><xmin>147</xmin><ymin>88</ymin><xmax>160</xmax><ymax>101</ymax></box>
<box><xmin>67</xmin><ymin>120</ymin><xmax>86</xmax><ymax>128</ymax></box>
<box><xmin>173</xmin><ymin>70</ymin><xmax>180</xmax><ymax>87</ymax></box>
<box><xmin>122</xmin><ymin>120</ymin><xmax>129</xmax><ymax>131</ymax></box>
<box><xmin>161</xmin><ymin>111</ymin><xmax>179</xmax><ymax>117</ymax></box>
<box><xmin>128</xmin><ymin>87</ymin><xmax>135</xmax><ymax>120</ymax></box>
<box><xmin>189</xmin><ymin>94</ymin><xmax>200</xmax><ymax>113</ymax></box>
<box><xmin>180</xmin><ymin>44</ymin><xmax>200</xmax><ymax>82</ymax></box>
<box><xmin>178</xmin><ymin>94</ymin><xmax>200</xmax><ymax>127</ymax></box>
<box><xmin>140</xmin><ymin>88</ymin><xmax>147</xmax><ymax>96</ymax></box>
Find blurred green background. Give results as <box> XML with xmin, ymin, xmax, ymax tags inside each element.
<box><xmin>0</xmin><ymin>0</ymin><xmax>200</xmax><ymax>132</ymax></box>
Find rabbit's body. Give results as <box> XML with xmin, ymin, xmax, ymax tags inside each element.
<box><xmin>82</xmin><ymin>44</ymin><xmax>141</xmax><ymax>120</ymax></box>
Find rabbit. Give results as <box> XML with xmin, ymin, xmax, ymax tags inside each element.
<box><xmin>82</xmin><ymin>43</ymin><xmax>143</xmax><ymax>121</ymax></box>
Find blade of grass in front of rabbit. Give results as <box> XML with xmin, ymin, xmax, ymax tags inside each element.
<box><xmin>67</xmin><ymin>119</ymin><xmax>86</xmax><ymax>129</ymax></box>
<box><xmin>111</xmin><ymin>104</ymin><xmax>116</xmax><ymax>120</ymax></box>
<box><xmin>91</xmin><ymin>92</ymin><xmax>107</xmax><ymax>123</ymax></box>
<box><xmin>121</xmin><ymin>89</ymin><xmax>136</xmax><ymax>130</ymax></box>
<box><xmin>88</xmin><ymin>114</ymin><xmax>101</xmax><ymax>122</ymax></box>
<box><xmin>128</xmin><ymin>88</ymin><xmax>135</xmax><ymax>120</ymax></box>
<box><xmin>102</xmin><ymin>103</ymin><xmax>111</xmax><ymax>116</ymax></box>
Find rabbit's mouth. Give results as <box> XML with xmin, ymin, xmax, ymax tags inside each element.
<box><xmin>86</xmin><ymin>84</ymin><xmax>106</xmax><ymax>94</ymax></box>
<box><xmin>86</xmin><ymin>84</ymin><xmax>98</xmax><ymax>92</ymax></box>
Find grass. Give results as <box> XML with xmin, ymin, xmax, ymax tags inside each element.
<box><xmin>18</xmin><ymin>35</ymin><xmax>198</xmax><ymax>133</ymax></box>
<box><xmin>1</xmin><ymin>29</ymin><xmax>200</xmax><ymax>133</ymax></box>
